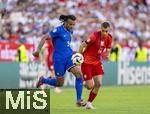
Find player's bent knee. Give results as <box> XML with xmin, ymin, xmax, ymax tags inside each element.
<box><xmin>56</xmin><ymin>81</ymin><xmax>64</xmax><ymax>87</ymax></box>
<box><xmin>70</xmin><ymin>66</ymin><xmax>82</xmax><ymax>77</ymax></box>
<box><xmin>86</xmin><ymin>87</ymin><xmax>92</xmax><ymax>90</ymax></box>
<box><xmin>56</xmin><ymin>77</ymin><xmax>64</xmax><ymax>87</ymax></box>
<box><xmin>74</xmin><ymin>70</ymin><xmax>82</xmax><ymax>77</ymax></box>
<box><xmin>56</xmin><ymin>83</ymin><xmax>63</xmax><ymax>87</ymax></box>
<box><xmin>76</xmin><ymin>73</ymin><xmax>82</xmax><ymax>78</ymax></box>
<box><xmin>86</xmin><ymin>85</ymin><xmax>94</xmax><ymax>90</ymax></box>
<box><xmin>94</xmin><ymin>82</ymin><xmax>102</xmax><ymax>88</ymax></box>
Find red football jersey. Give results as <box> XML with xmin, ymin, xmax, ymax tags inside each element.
<box><xmin>83</xmin><ymin>31</ymin><xmax>112</xmax><ymax>64</ymax></box>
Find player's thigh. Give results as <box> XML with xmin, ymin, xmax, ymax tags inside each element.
<box><xmin>92</xmin><ymin>63</ymin><xmax>104</xmax><ymax>77</ymax></box>
<box><xmin>66</xmin><ymin>55</ymin><xmax>75</xmax><ymax>70</ymax></box>
<box><xmin>81</xmin><ymin>63</ymin><xmax>93</xmax><ymax>81</ymax></box>
<box><xmin>53</xmin><ymin>60</ymin><xmax>66</xmax><ymax>77</ymax></box>
<box><xmin>53</xmin><ymin>60</ymin><xmax>65</xmax><ymax>86</ymax></box>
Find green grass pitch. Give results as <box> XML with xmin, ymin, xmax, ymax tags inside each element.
<box><xmin>50</xmin><ymin>85</ymin><xmax>150</xmax><ymax>114</ymax></box>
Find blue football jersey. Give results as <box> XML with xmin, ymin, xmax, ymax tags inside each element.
<box><xmin>49</xmin><ymin>25</ymin><xmax>73</xmax><ymax>60</ymax></box>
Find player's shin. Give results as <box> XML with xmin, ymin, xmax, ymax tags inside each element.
<box><xmin>86</xmin><ymin>87</ymin><xmax>100</xmax><ymax>109</ymax></box>
<box><xmin>41</xmin><ymin>78</ymin><xmax>57</xmax><ymax>86</ymax></box>
<box><xmin>88</xmin><ymin>89</ymin><xmax>97</xmax><ymax>103</ymax></box>
<box><xmin>75</xmin><ymin>77</ymin><xmax>86</xmax><ymax>107</ymax></box>
<box><xmin>75</xmin><ymin>77</ymin><xmax>83</xmax><ymax>101</ymax></box>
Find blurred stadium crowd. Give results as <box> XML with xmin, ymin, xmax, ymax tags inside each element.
<box><xmin>0</xmin><ymin>0</ymin><xmax>150</xmax><ymax>61</ymax></box>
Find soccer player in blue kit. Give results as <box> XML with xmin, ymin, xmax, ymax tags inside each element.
<box><xmin>33</xmin><ymin>15</ymin><xmax>86</xmax><ymax>106</ymax></box>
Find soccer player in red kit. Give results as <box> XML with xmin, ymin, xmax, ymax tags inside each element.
<box><xmin>79</xmin><ymin>22</ymin><xmax>112</xmax><ymax>109</ymax></box>
<box><xmin>46</xmin><ymin>40</ymin><xmax>54</xmax><ymax>73</ymax></box>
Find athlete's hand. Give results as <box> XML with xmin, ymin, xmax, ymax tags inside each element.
<box><xmin>33</xmin><ymin>51</ymin><xmax>40</xmax><ymax>57</ymax></box>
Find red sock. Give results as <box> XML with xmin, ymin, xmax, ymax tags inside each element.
<box><xmin>88</xmin><ymin>91</ymin><xmax>97</xmax><ymax>102</ymax></box>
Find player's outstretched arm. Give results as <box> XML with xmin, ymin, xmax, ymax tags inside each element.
<box><xmin>33</xmin><ymin>33</ymin><xmax>52</xmax><ymax>57</ymax></box>
<box><xmin>78</xmin><ymin>42</ymin><xmax>87</xmax><ymax>54</ymax></box>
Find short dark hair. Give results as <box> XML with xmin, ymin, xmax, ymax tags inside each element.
<box><xmin>59</xmin><ymin>15</ymin><xmax>76</xmax><ymax>22</ymax></box>
<box><xmin>101</xmin><ymin>22</ymin><xmax>110</xmax><ymax>28</ymax></box>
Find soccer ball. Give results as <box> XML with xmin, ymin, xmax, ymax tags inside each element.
<box><xmin>71</xmin><ymin>53</ymin><xmax>84</xmax><ymax>65</ymax></box>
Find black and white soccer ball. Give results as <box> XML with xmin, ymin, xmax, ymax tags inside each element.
<box><xmin>71</xmin><ymin>53</ymin><xmax>84</xmax><ymax>65</ymax></box>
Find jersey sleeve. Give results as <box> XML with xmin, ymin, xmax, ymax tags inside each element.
<box><xmin>49</xmin><ymin>27</ymin><xmax>59</xmax><ymax>39</ymax></box>
<box><xmin>106</xmin><ymin>34</ymin><xmax>112</xmax><ymax>49</ymax></box>
<box><xmin>85</xmin><ymin>32</ymin><xmax>96</xmax><ymax>45</ymax></box>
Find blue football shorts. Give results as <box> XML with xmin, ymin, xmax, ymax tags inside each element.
<box><xmin>53</xmin><ymin>55</ymin><xmax>75</xmax><ymax>77</ymax></box>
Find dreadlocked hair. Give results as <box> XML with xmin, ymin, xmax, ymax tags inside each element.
<box><xmin>59</xmin><ymin>15</ymin><xmax>76</xmax><ymax>22</ymax></box>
